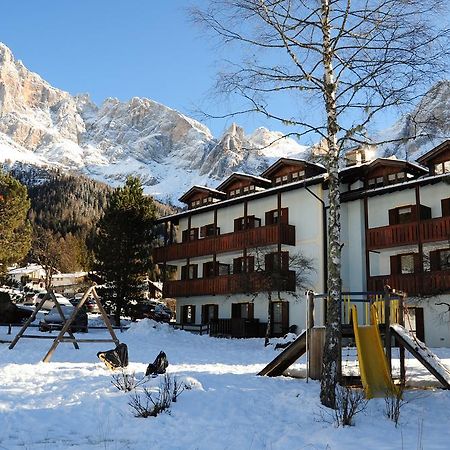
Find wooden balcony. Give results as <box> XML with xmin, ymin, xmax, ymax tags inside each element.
<box><xmin>209</xmin><ymin>318</ymin><xmax>266</xmax><ymax>338</ymax></box>
<box><xmin>163</xmin><ymin>270</ymin><xmax>296</xmax><ymax>297</ymax></box>
<box><xmin>367</xmin><ymin>216</ymin><xmax>450</xmax><ymax>250</ymax></box>
<box><xmin>368</xmin><ymin>270</ymin><xmax>450</xmax><ymax>296</ymax></box>
<box><xmin>154</xmin><ymin>223</ymin><xmax>296</xmax><ymax>262</ymax></box>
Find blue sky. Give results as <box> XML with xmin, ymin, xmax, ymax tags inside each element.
<box><xmin>2</xmin><ymin>1</ymin><xmax>405</xmax><ymax>141</ymax></box>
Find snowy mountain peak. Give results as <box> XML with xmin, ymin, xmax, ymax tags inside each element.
<box><xmin>0</xmin><ymin>42</ymin><xmax>308</xmax><ymax>202</ymax></box>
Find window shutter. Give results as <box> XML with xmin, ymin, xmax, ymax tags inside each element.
<box><xmin>413</xmin><ymin>253</ymin><xmax>422</xmax><ymax>273</ymax></box>
<box><xmin>193</xmin><ymin>265</ymin><xmax>198</xmax><ymax>279</ymax></box>
<box><xmin>234</xmin><ymin>218</ymin><xmax>242</xmax><ymax>231</ymax></box>
<box><xmin>191</xmin><ymin>228</ymin><xmax>199</xmax><ymax>240</ymax></box>
<box><xmin>233</xmin><ymin>258</ymin><xmax>242</xmax><ymax>274</ymax></box>
<box><xmin>410</xmin><ymin>205</ymin><xmax>418</xmax><ymax>222</ymax></box>
<box><xmin>281</xmin><ymin>252</ymin><xmax>289</xmax><ymax>271</ymax></box>
<box><xmin>281</xmin><ymin>302</ymin><xmax>289</xmax><ymax>333</ymax></box>
<box><xmin>248</xmin><ymin>302</ymin><xmax>254</xmax><ymax>320</ymax></box>
<box><xmin>419</xmin><ymin>205</ymin><xmax>431</xmax><ymax>220</ymax></box>
<box><xmin>265</xmin><ymin>210</ymin><xmax>273</xmax><ymax>226</ymax></box>
<box><xmin>213</xmin><ymin>304</ymin><xmax>219</xmax><ymax>320</ymax></box>
<box><xmin>191</xmin><ymin>305</ymin><xmax>196</xmax><ymax>324</ymax></box>
<box><xmin>441</xmin><ymin>198</ymin><xmax>450</xmax><ymax>217</ymax></box>
<box><xmin>247</xmin><ymin>215</ymin><xmax>255</xmax><ymax>229</ymax></box>
<box><xmin>201</xmin><ymin>305</ymin><xmax>208</xmax><ymax>324</ymax></box>
<box><xmin>390</xmin><ymin>255</ymin><xmax>400</xmax><ymax>275</ymax></box>
<box><xmin>181</xmin><ymin>265</ymin><xmax>187</xmax><ymax>280</ymax></box>
<box><xmin>429</xmin><ymin>250</ymin><xmax>440</xmax><ymax>271</ymax></box>
<box><xmin>280</xmin><ymin>208</ymin><xmax>289</xmax><ymax>224</ymax></box>
<box><xmin>388</xmin><ymin>208</ymin><xmax>398</xmax><ymax>225</ymax></box>
<box><xmin>247</xmin><ymin>256</ymin><xmax>255</xmax><ymax>273</ymax></box>
<box><xmin>265</xmin><ymin>253</ymin><xmax>274</xmax><ymax>271</ymax></box>
<box><xmin>182</xmin><ymin>230</ymin><xmax>188</xmax><ymax>242</ymax></box>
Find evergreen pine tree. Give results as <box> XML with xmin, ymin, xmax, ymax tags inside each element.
<box><xmin>94</xmin><ymin>176</ymin><xmax>157</xmax><ymax>325</ymax></box>
<box><xmin>0</xmin><ymin>171</ymin><xmax>32</xmax><ymax>274</ymax></box>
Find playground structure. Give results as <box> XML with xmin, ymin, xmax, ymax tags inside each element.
<box><xmin>259</xmin><ymin>289</ymin><xmax>450</xmax><ymax>397</ymax></box>
<box><xmin>8</xmin><ymin>285</ymin><xmax>120</xmax><ymax>362</ymax></box>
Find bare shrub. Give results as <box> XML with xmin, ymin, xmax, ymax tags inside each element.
<box><xmin>384</xmin><ymin>385</ymin><xmax>406</xmax><ymax>427</ymax></box>
<box><xmin>333</xmin><ymin>385</ymin><xmax>368</xmax><ymax>427</ymax></box>
<box><xmin>111</xmin><ymin>369</ymin><xmax>146</xmax><ymax>392</ymax></box>
<box><xmin>128</xmin><ymin>373</ymin><xmax>185</xmax><ymax>418</ymax></box>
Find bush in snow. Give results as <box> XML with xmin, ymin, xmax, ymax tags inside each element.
<box><xmin>111</xmin><ymin>369</ymin><xmax>146</xmax><ymax>392</ymax></box>
<box><xmin>384</xmin><ymin>384</ymin><xmax>406</xmax><ymax>427</ymax></box>
<box><xmin>332</xmin><ymin>385</ymin><xmax>368</xmax><ymax>427</ymax></box>
<box><xmin>128</xmin><ymin>374</ymin><xmax>185</xmax><ymax>418</ymax></box>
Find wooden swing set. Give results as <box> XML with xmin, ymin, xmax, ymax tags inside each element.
<box><xmin>8</xmin><ymin>284</ymin><xmax>120</xmax><ymax>362</ymax></box>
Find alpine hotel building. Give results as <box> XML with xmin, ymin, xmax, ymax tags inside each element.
<box><xmin>154</xmin><ymin>140</ymin><xmax>450</xmax><ymax>347</ymax></box>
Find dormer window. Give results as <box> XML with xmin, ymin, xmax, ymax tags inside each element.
<box><xmin>387</xmin><ymin>171</ymin><xmax>406</xmax><ymax>184</ymax></box>
<box><xmin>275</xmin><ymin>176</ymin><xmax>282</xmax><ymax>186</ymax></box>
<box><xmin>291</xmin><ymin>170</ymin><xmax>305</xmax><ymax>182</ymax></box>
<box><xmin>435</xmin><ymin>161</ymin><xmax>450</xmax><ymax>175</ymax></box>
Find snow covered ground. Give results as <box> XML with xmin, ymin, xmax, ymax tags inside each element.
<box><xmin>1</xmin><ymin>320</ymin><xmax>450</xmax><ymax>450</ymax></box>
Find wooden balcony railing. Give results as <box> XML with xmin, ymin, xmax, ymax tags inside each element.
<box><xmin>154</xmin><ymin>223</ymin><xmax>296</xmax><ymax>262</ymax></box>
<box><xmin>163</xmin><ymin>270</ymin><xmax>296</xmax><ymax>297</ymax></box>
<box><xmin>367</xmin><ymin>216</ymin><xmax>450</xmax><ymax>250</ymax></box>
<box><xmin>368</xmin><ymin>270</ymin><xmax>450</xmax><ymax>296</ymax></box>
<box><xmin>209</xmin><ymin>318</ymin><xmax>266</xmax><ymax>338</ymax></box>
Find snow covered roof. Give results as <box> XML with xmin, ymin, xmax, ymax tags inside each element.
<box><xmin>260</xmin><ymin>157</ymin><xmax>326</xmax><ymax>178</ymax></box>
<box><xmin>8</xmin><ymin>264</ymin><xmax>45</xmax><ymax>276</ymax></box>
<box><xmin>179</xmin><ymin>185</ymin><xmax>226</xmax><ymax>204</ymax></box>
<box><xmin>416</xmin><ymin>140</ymin><xmax>450</xmax><ymax>165</ymax></box>
<box><xmin>216</xmin><ymin>172</ymin><xmax>271</xmax><ymax>191</ymax></box>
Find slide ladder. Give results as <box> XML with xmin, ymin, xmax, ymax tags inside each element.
<box><xmin>258</xmin><ymin>330</ymin><xmax>307</xmax><ymax>377</ymax></box>
<box><xmin>351</xmin><ymin>305</ymin><xmax>397</xmax><ymax>398</ymax></box>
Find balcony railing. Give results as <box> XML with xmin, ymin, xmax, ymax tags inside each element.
<box><xmin>163</xmin><ymin>270</ymin><xmax>296</xmax><ymax>297</ymax></box>
<box><xmin>367</xmin><ymin>216</ymin><xmax>450</xmax><ymax>250</ymax></box>
<box><xmin>209</xmin><ymin>318</ymin><xmax>266</xmax><ymax>338</ymax></box>
<box><xmin>368</xmin><ymin>270</ymin><xmax>450</xmax><ymax>296</ymax></box>
<box><xmin>154</xmin><ymin>223</ymin><xmax>296</xmax><ymax>262</ymax></box>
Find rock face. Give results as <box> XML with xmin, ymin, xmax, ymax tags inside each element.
<box><xmin>380</xmin><ymin>80</ymin><xmax>450</xmax><ymax>160</ymax></box>
<box><xmin>0</xmin><ymin>42</ymin><xmax>305</xmax><ymax>202</ymax></box>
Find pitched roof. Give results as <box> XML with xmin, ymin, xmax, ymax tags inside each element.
<box><xmin>179</xmin><ymin>185</ymin><xmax>226</xmax><ymax>204</ymax></box>
<box><xmin>416</xmin><ymin>140</ymin><xmax>450</xmax><ymax>165</ymax></box>
<box><xmin>260</xmin><ymin>158</ymin><xmax>326</xmax><ymax>178</ymax></box>
<box><xmin>216</xmin><ymin>173</ymin><xmax>271</xmax><ymax>191</ymax></box>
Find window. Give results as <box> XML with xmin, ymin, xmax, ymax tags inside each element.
<box><xmin>181</xmin><ymin>264</ymin><xmax>198</xmax><ymax>280</ymax></box>
<box><xmin>368</xmin><ymin>176</ymin><xmax>384</xmax><ymax>188</ymax></box>
<box><xmin>265</xmin><ymin>208</ymin><xmax>288</xmax><ymax>225</ymax></box>
<box><xmin>282</xmin><ymin>175</ymin><xmax>289</xmax><ymax>183</ymax></box>
<box><xmin>435</xmin><ymin>160</ymin><xmax>450</xmax><ymax>175</ymax></box>
<box><xmin>397</xmin><ymin>206</ymin><xmax>412</xmax><ymax>224</ymax></box>
<box><xmin>291</xmin><ymin>170</ymin><xmax>305</xmax><ymax>182</ymax></box>
<box><xmin>389</xmin><ymin>205</ymin><xmax>431</xmax><ymax>225</ymax></box>
<box><xmin>234</xmin><ymin>215</ymin><xmax>261</xmax><ymax>231</ymax></box>
<box><xmin>400</xmin><ymin>254</ymin><xmax>415</xmax><ymax>274</ymax></box>
<box><xmin>387</xmin><ymin>172</ymin><xmax>406</xmax><ymax>184</ymax></box>
<box><xmin>182</xmin><ymin>305</ymin><xmax>196</xmax><ymax>324</ymax></box>
<box><xmin>201</xmin><ymin>304</ymin><xmax>218</xmax><ymax>324</ymax></box>
<box><xmin>203</xmin><ymin>261</ymin><xmax>230</xmax><ymax>278</ymax></box>
<box><xmin>249</xmin><ymin>185</ymin><xmax>255</xmax><ymax>191</ymax></box>
<box><xmin>265</xmin><ymin>251</ymin><xmax>289</xmax><ymax>272</ymax></box>
<box><xmin>430</xmin><ymin>248</ymin><xmax>450</xmax><ymax>271</ymax></box>
<box><xmin>275</xmin><ymin>176</ymin><xmax>282</xmax><ymax>186</ymax></box>
<box><xmin>233</xmin><ymin>256</ymin><xmax>255</xmax><ymax>274</ymax></box>
<box><xmin>271</xmin><ymin>301</ymin><xmax>289</xmax><ymax>336</ymax></box>
<box><xmin>231</xmin><ymin>302</ymin><xmax>254</xmax><ymax>320</ymax></box>
<box><xmin>200</xmin><ymin>224</ymin><xmax>220</xmax><ymax>238</ymax></box>
<box><xmin>182</xmin><ymin>228</ymin><xmax>199</xmax><ymax>242</ymax></box>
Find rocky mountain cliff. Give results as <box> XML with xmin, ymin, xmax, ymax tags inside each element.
<box><xmin>0</xmin><ymin>43</ymin><xmax>305</xmax><ymax>202</ymax></box>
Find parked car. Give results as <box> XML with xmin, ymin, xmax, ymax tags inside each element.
<box><xmin>38</xmin><ymin>305</ymin><xmax>88</xmax><ymax>333</ymax></box>
<box><xmin>25</xmin><ymin>292</ymin><xmax>72</xmax><ymax>310</ymax></box>
<box><xmin>129</xmin><ymin>301</ymin><xmax>172</xmax><ymax>322</ymax></box>
<box><xmin>0</xmin><ymin>291</ymin><xmax>33</xmax><ymax>324</ymax></box>
<box><xmin>69</xmin><ymin>294</ymin><xmax>100</xmax><ymax>313</ymax></box>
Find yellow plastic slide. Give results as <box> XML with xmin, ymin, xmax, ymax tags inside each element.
<box><xmin>351</xmin><ymin>305</ymin><xmax>396</xmax><ymax>398</ymax></box>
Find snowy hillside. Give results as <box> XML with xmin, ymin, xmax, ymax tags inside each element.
<box><xmin>0</xmin><ymin>42</ymin><xmax>306</xmax><ymax>202</ymax></box>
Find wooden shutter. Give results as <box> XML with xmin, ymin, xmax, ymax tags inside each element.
<box><xmin>247</xmin><ymin>302</ymin><xmax>254</xmax><ymax>320</ymax></box>
<box><xmin>410</xmin><ymin>205</ymin><xmax>418</xmax><ymax>222</ymax></box>
<box><xmin>419</xmin><ymin>205</ymin><xmax>431</xmax><ymax>220</ymax></box>
<box><xmin>181</xmin><ymin>265</ymin><xmax>187</xmax><ymax>280</ymax></box>
<box><xmin>201</xmin><ymin>305</ymin><xmax>208</xmax><ymax>324</ymax></box>
<box><xmin>415</xmin><ymin>308</ymin><xmax>425</xmax><ymax>342</ymax></box>
<box><xmin>190</xmin><ymin>228</ymin><xmax>199</xmax><ymax>241</ymax></box>
<box><xmin>281</xmin><ymin>251</ymin><xmax>289</xmax><ymax>271</ymax></box>
<box><xmin>213</xmin><ymin>304</ymin><xmax>219</xmax><ymax>320</ymax></box>
<box><xmin>280</xmin><ymin>208</ymin><xmax>289</xmax><ymax>224</ymax></box>
<box><xmin>390</xmin><ymin>255</ymin><xmax>400</xmax><ymax>274</ymax></box>
<box><xmin>265</xmin><ymin>210</ymin><xmax>274</xmax><ymax>226</ymax></box>
<box><xmin>413</xmin><ymin>253</ymin><xmax>422</xmax><ymax>273</ymax></box>
<box><xmin>429</xmin><ymin>250</ymin><xmax>441</xmax><ymax>271</ymax></box>
<box><xmin>233</xmin><ymin>258</ymin><xmax>242</xmax><ymax>274</ymax></box>
<box><xmin>265</xmin><ymin>253</ymin><xmax>274</xmax><ymax>271</ymax></box>
<box><xmin>281</xmin><ymin>301</ymin><xmax>289</xmax><ymax>333</ymax></box>
<box><xmin>234</xmin><ymin>218</ymin><xmax>243</xmax><ymax>231</ymax></box>
<box><xmin>388</xmin><ymin>208</ymin><xmax>398</xmax><ymax>225</ymax></box>
<box><xmin>182</xmin><ymin>230</ymin><xmax>189</xmax><ymax>242</ymax></box>
<box><xmin>231</xmin><ymin>303</ymin><xmax>240</xmax><ymax>318</ymax></box>
<box><xmin>203</xmin><ymin>262</ymin><xmax>212</xmax><ymax>278</ymax></box>
<box><xmin>192</xmin><ymin>265</ymin><xmax>198</xmax><ymax>279</ymax></box>
<box><xmin>441</xmin><ymin>198</ymin><xmax>450</xmax><ymax>217</ymax></box>
<box><xmin>247</xmin><ymin>256</ymin><xmax>255</xmax><ymax>273</ymax></box>
<box><xmin>190</xmin><ymin>305</ymin><xmax>196</xmax><ymax>323</ymax></box>
<box><xmin>247</xmin><ymin>215</ymin><xmax>255</xmax><ymax>229</ymax></box>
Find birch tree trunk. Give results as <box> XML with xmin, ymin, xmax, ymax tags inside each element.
<box><xmin>319</xmin><ymin>0</ymin><xmax>342</xmax><ymax>409</ymax></box>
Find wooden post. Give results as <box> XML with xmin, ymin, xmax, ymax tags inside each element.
<box><xmin>384</xmin><ymin>286</ymin><xmax>392</xmax><ymax>374</ymax></box>
<box><xmin>399</xmin><ymin>293</ymin><xmax>406</xmax><ymax>385</ymax></box>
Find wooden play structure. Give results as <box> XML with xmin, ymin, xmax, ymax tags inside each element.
<box><xmin>9</xmin><ymin>285</ymin><xmax>119</xmax><ymax>362</ymax></box>
<box><xmin>258</xmin><ymin>289</ymin><xmax>450</xmax><ymax>397</ymax></box>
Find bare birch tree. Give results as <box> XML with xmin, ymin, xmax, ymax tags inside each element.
<box><xmin>193</xmin><ymin>0</ymin><xmax>449</xmax><ymax>408</ymax></box>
